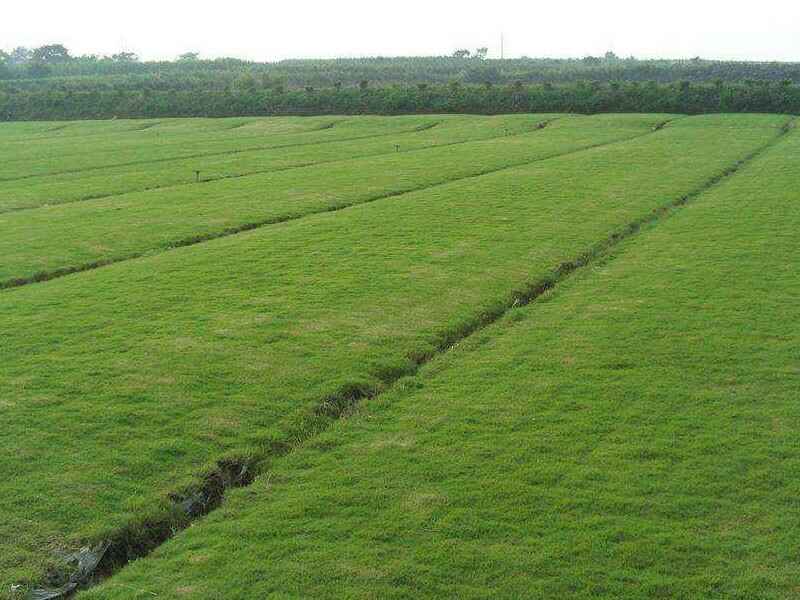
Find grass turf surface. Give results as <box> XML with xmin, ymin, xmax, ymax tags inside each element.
<box><xmin>0</xmin><ymin>114</ymin><xmax>670</xmax><ymax>286</ymax></box>
<box><xmin>82</xmin><ymin>123</ymin><xmax>800</xmax><ymax>599</ymax></box>
<box><xmin>0</xmin><ymin>116</ymin><xmax>440</xmax><ymax>182</ymax></box>
<box><xmin>1</xmin><ymin>113</ymin><xmax>794</xmax><ymax>597</ymax></box>
<box><xmin>0</xmin><ymin>115</ymin><xmax>555</xmax><ymax>211</ymax></box>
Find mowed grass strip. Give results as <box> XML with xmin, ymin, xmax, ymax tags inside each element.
<box><xmin>0</xmin><ymin>115</ymin><xmax>350</xmax><ymax>172</ymax></box>
<box><xmin>85</xmin><ymin>124</ymin><xmax>800</xmax><ymax>600</ymax></box>
<box><xmin>0</xmin><ymin>115</ymin><xmax>441</xmax><ymax>181</ymax></box>
<box><xmin>0</xmin><ymin>114</ymin><xmax>663</xmax><ymax>286</ymax></box>
<box><xmin>0</xmin><ymin>115</ymin><xmax>359</xmax><ymax>144</ymax></box>
<box><xmin>0</xmin><ymin>115</ymin><xmax>352</xmax><ymax>144</ymax></box>
<box><xmin>0</xmin><ymin>115</ymin><xmax>784</xmax><ymax>592</ymax></box>
<box><xmin>0</xmin><ymin>119</ymin><xmax>159</xmax><ymax>143</ymax></box>
<box><xmin>0</xmin><ymin>114</ymin><xmax>557</xmax><ymax>211</ymax></box>
<box><xmin>0</xmin><ymin>115</ymin><xmax>351</xmax><ymax>190</ymax></box>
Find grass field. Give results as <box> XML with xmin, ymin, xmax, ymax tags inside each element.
<box><xmin>0</xmin><ymin>115</ymin><xmax>556</xmax><ymax>211</ymax></box>
<box><xmin>1</xmin><ymin>113</ymin><xmax>797</xmax><ymax>599</ymax></box>
<box><xmin>84</xmin><ymin>121</ymin><xmax>800</xmax><ymax>599</ymax></box>
<box><xmin>1</xmin><ymin>114</ymin><xmax>681</xmax><ymax>286</ymax></box>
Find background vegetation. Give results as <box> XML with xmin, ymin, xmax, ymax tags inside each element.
<box><xmin>1</xmin><ymin>45</ymin><xmax>799</xmax><ymax>119</ymax></box>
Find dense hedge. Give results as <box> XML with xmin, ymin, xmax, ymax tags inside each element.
<box><xmin>1</xmin><ymin>81</ymin><xmax>798</xmax><ymax>121</ymax></box>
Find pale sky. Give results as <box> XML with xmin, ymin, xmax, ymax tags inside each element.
<box><xmin>2</xmin><ymin>0</ymin><xmax>799</xmax><ymax>62</ymax></box>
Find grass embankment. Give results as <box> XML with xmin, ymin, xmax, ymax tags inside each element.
<box><xmin>0</xmin><ymin>114</ymin><xmax>786</xmax><ymax>594</ymax></box>
<box><xmin>85</xmin><ymin>123</ymin><xmax>800</xmax><ymax>599</ymax></box>
<box><xmin>0</xmin><ymin>114</ymin><xmax>664</xmax><ymax>286</ymax></box>
<box><xmin>0</xmin><ymin>114</ymin><xmax>556</xmax><ymax>211</ymax></box>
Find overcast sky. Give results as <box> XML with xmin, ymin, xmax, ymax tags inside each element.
<box><xmin>3</xmin><ymin>0</ymin><xmax>798</xmax><ymax>62</ymax></box>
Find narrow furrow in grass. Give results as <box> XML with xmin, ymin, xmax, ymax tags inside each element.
<box><xmin>0</xmin><ymin>115</ymin><xmax>785</xmax><ymax>594</ymax></box>
<box><xmin>0</xmin><ymin>115</ymin><xmax>666</xmax><ymax>288</ymax></box>
<box><xmin>84</xmin><ymin>122</ymin><xmax>800</xmax><ymax>600</ymax></box>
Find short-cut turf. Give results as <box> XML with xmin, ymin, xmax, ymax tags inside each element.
<box><xmin>0</xmin><ymin>114</ymin><xmax>556</xmax><ymax>211</ymax></box>
<box><xmin>0</xmin><ymin>114</ymin><xmax>788</xmax><ymax>594</ymax></box>
<box><xmin>84</xmin><ymin>123</ymin><xmax>800</xmax><ymax>600</ymax></box>
<box><xmin>0</xmin><ymin>113</ymin><xmax>666</xmax><ymax>285</ymax></box>
<box><xmin>0</xmin><ymin>115</ymin><xmax>439</xmax><ymax>181</ymax></box>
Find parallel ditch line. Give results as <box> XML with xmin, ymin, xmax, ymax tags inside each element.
<box><xmin>1</xmin><ymin>120</ymin><xmax>664</xmax><ymax>291</ymax></box>
<box><xmin>221</xmin><ymin>118</ymin><xmax>340</xmax><ymax>132</ymax></box>
<box><xmin>32</xmin><ymin>116</ymin><xmax>793</xmax><ymax>600</ymax></box>
<box><xmin>0</xmin><ymin>121</ymin><xmax>442</xmax><ymax>184</ymax></box>
<box><xmin>127</xmin><ymin>121</ymin><xmax>163</xmax><ymax>132</ymax></box>
<box><xmin>0</xmin><ymin>117</ymin><xmax>560</xmax><ymax>215</ymax></box>
<box><xmin>45</xmin><ymin>124</ymin><xmax>72</xmax><ymax>133</ymax></box>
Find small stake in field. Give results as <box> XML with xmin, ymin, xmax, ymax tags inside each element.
<box><xmin>195</xmin><ymin>170</ymin><xmax>201</xmax><ymax>182</ymax></box>
<box><xmin>395</xmin><ymin>144</ymin><xmax>400</xmax><ymax>152</ymax></box>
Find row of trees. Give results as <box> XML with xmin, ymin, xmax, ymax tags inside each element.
<box><xmin>2</xmin><ymin>45</ymin><xmax>800</xmax><ymax>85</ymax></box>
<box><xmin>0</xmin><ymin>44</ymin><xmax>205</xmax><ymax>79</ymax></box>
<box><xmin>2</xmin><ymin>81</ymin><xmax>797</xmax><ymax>121</ymax></box>
<box><xmin>1</xmin><ymin>44</ymin><xmax>798</xmax><ymax>120</ymax></box>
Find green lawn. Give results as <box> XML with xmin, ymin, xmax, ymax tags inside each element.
<box><xmin>0</xmin><ymin>114</ymin><xmax>667</xmax><ymax>285</ymax></box>
<box><xmin>1</xmin><ymin>114</ymin><xmax>789</xmax><ymax>597</ymax></box>
<box><xmin>0</xmin><ymin>114</ymin><xmax>555</xmax><ymax>211</ymax></box>
<box><xmin>0</xmin><ymin>115</ymin><xmax>436</xmax><ymax>180</ymax></box>
<box><xmin>0</xmin><ymin>118</ymin><xmax>178</xmax><ymax>142</ymax></box>
<box><xmin>83</xmin><ymin>123</ymin><xmax>800</xmax><ymax>600</ymax></box>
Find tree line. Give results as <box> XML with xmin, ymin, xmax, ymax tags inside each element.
<box><xmin>1</xmin><ymin>44</ymin><xmax>798</xmax><ymax>120</ymax></box>
<box><xmin>2</xmin><ymin>44</ymin><xmax>800</xmax><ymax>85</ymax></box>
<box><xmin>2</xmin><ymin>80</ymin><xmax>798</xmax><ymax>121</ymax></box>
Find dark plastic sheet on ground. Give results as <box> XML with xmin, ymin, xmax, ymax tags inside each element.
<box><xmin>26</xmin><ymin>542</ymin><xmax>110</xmax><ymax>599</ymax></box>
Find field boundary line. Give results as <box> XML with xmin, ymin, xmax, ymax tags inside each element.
<box><xmin>22</xmin><ymin>117</ymin><xmax>789</xmax><ymax>597</ymax></box>
<box><xmin>0</xmin><ymin>117</ymin><xmax>560</xmax><ymax>214</ymax></box>
<box><xmin>1</xmin><ymin>119</ymin><xmax>675</xmax><ymax>291</ymax></box>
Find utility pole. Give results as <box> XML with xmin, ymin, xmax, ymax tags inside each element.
<box><xmin>500</xmin><ymin>33</ymin><xmax>504</xmax><ymax>60</ymax></box>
